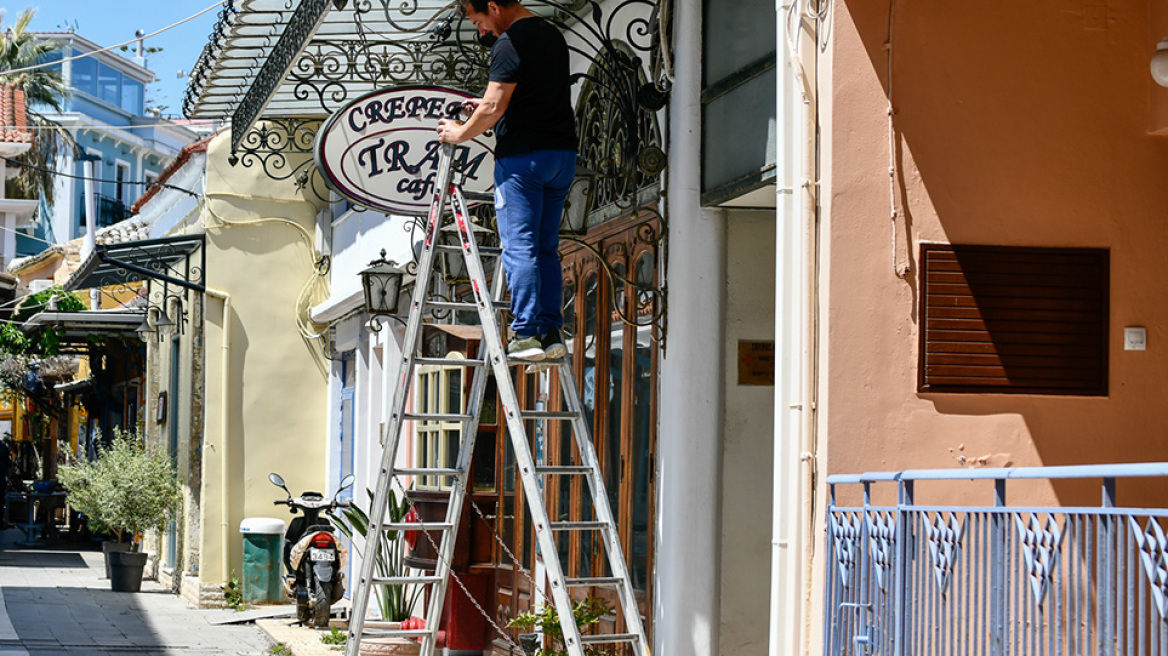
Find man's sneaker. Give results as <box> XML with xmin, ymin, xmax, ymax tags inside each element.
<box><xmin>540</xmin><ymin>329</ymin><xmax>567</xmax><ymax>360</ymax></box>
<box><xmin>506</xmin><ymin>335</ymin><xmax>546</xmax><ymax>361</ymax></box>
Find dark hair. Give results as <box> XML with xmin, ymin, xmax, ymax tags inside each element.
<box><xmin>458</xmin><ymin>0</ymin><xmax>519</xmax><ymax>15</ymax></box>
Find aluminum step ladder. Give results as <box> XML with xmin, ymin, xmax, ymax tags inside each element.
<box><xmin>344</xmin><ymin>144</ymin><xmax>650</xmax><ymax>656</ymax></box>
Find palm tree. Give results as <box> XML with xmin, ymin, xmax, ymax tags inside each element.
<box><xmin>0</xmin><ymin>8</ymin><xmax>71</xmax><ymax>207</ymax></box>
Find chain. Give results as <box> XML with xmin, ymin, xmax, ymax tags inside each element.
<box><xmin>386</xmin><ymin>474</ymin><xmax>526</xmax><ymax>654</ymax></box>
<box><xmin>463</xmin><ymin>482</ymin><xmax>545</xmax><ymax>596</ymax></box>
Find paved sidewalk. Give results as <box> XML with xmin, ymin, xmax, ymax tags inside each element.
<box><xmin>0</xmin><ymin>530</ymin><xmax>272</xmax><ymax>656</ymax></box>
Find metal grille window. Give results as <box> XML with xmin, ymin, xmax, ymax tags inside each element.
<box><xmin>919</xmin><ymin>244</ymin><xmax>1109</xmax><ymax>395</ymax></box>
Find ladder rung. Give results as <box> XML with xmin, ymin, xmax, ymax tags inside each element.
<box><xmin>460</xmin><ymin>190</ymin><xmax>495</xmax><ymax>203</ymax></box>
<box><xmin>434</xmin><ymin>243</ymin><xmax>503</xmax><ymax>257</ymax></box>
<box><xmin>565</xmin><ymin>576</ymin><xmax>623</xmax><ymax>587</ymax></box>
<box><xmin>505</xmin><ymin>356</ymin><xmax>568</xmax><ymax>366</ymax></box>
<box><xmin>520</xmin><ymin>410</ymin><xmax>578</xmax><ymax>420</ymax></box>
<box><xmin>535</xmin><ymin>465</ymin><xmax>592</xmax><ymax>476</ymax></box>
<box><xmin>427</xmin><ymin>300</ymin><xmax>509</xmax><ymax>311</ymax></box>
<box><xmin>550</xmin><ymin>521</ymin><xmax>610</xmax><ymax>531</ymax></box>
<box><xmin>403</xmin><ymin>412</ymin><xmax>474</xmax><ymax>422</ymax></box>
<box><xmin>392</xmin><ymin>467</ymin><xmax>464</xmax><ymax>477</ymax></box>
<box><xmin>371</xmin><ymin>575</ymin><xmax>442</xmax><ymax>586</ymax></box>
<box><xmin>580</xmin><ymin>634</ymin><xmax>641</xmax><ymax>645</ymax></box>
<box><xmin>381</xmin><ymin>521</ymin><xmax>454</xmax><ymax>532</ymax></box>
<box><xmin>414</xmin><ymin>357</ymin><xmax>486</xmax><ymax>367</ymax></box>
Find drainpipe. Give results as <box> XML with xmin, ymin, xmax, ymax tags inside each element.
<box><xmin>770</xmin><ymin>2</ymin><xmax>817</xmax><ymax>655</ymax></box>
<box><xmin>204</xmin><ymin>287</ymin><xmax>232</xmax><ymax>582</ymax></box>
<box><xmin>656</xmin><ymin>0</ymin><xmax>724</xmax><ymax>653</ymax></box>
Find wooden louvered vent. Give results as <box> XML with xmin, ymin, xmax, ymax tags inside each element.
<box><xmin>919</xmin><ymin>244</ymin><xmax>1109</xmax><ymax>395</ymax></box>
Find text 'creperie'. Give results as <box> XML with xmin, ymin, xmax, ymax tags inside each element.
<box><xmin>347</xmin><ymin>95</ymin><xmax>462</xmax><ymax>133</ymax></box>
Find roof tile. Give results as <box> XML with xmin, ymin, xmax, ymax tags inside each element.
<box><xmin>0</xmin><ymin>84</ymin><xmax>32</xmax><ymax>144</ymax></box>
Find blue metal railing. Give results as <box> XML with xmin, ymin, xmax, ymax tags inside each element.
<box><xmin>825</xmin><ymin>464</ymin><xmax>1168</xmax><ymax>656</ymax></box>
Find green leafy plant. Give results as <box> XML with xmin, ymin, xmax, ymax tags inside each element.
<box><xmin>269</xmin><ymin>643</ymin><xmax>292</xmax><ymax>656</ymax></box>
<box><xmin>223</xmin><ymin>570</ymin><xmax>247</xmax><ymax>611</ymax></box>
<box><xmin>506</xmin><ymin>598</ymin><xmax>611</xmax><ymax>656</ymax></box>
<box><xmin>330</xmin><ymin>489</ymin><xmax>422</xmax><ymax>621</ymax></box>
<box><xmin>57</xmin><ymin>427</ymin><xmax>180</xmax><ymax>550</ymax></box>
<box><xmin>320</xmin><ymin>627</ymin><xmax>347</xmax><ymax>646</ymax></box>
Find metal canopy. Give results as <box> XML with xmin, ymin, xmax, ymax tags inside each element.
<box><xmin>183</xmin><ymin>0</ymin><xmax>484</xmax><ymax>121</ymax></box>
<box><xmin>64</xmin><ymin>235</ymin><xmax>206</xmax><ymax>294</ymax></box>
<box><xmin>23</xmin><ymin>310</ymin><xmax>145</xmax><ymax>335</ymax></box>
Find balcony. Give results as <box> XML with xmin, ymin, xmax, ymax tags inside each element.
<box><xmin>79</xmin><ymin>193</ymin><xmax>133</xmax><ymax>230</ymax></box>
<box><xmin>825</xmin><ymin>464</ymin><xmax>1168</xmax><ymax>655</ymax></box>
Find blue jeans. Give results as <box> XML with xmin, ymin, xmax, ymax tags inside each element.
<box><xmin>494</xmin><ymin>150</ymin><xmax>576</xmax><ymax>337</ymax></box>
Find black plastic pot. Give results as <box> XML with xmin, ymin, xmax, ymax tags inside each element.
<box><xmin>101</xmin><ymin>541</ymin><xmax>132</xmax><ymax>579</ymax></box>
<box><xmin>107</xmin><ymin>550</ymin><xmax>148</xmax><ymax>592</ymax></box>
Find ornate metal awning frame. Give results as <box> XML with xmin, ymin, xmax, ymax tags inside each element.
<box><xmin>184</xmin><ymin>0</ymin><xmax>671</xmax><ymax>344</ymax></box>
<box><xmin>65</xmin><ymin>235</ymin><xmax>207</xmax><ymax>340</ymax></box>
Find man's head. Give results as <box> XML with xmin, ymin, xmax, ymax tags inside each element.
<box><xmin>458</xmin><ymin>0</ymin><xmax>522</xmax><ymax>37</ymax></box>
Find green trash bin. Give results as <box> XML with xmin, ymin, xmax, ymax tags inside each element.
<box><xmin>239</xmin><ymin>518</ymin><xmax>286</xmax><ymax>603</ymax></box>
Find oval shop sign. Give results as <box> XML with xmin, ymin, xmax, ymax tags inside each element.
<box><xmin>314</xmin><ymin>85</ymin><xmax>495</xmax><ymax>215</ymax></box>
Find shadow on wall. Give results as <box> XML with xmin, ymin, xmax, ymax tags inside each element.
<box><xmin>845</xmin><ymin>0</ymin><xmax>1168</xmax><ymax>505</ymax></box>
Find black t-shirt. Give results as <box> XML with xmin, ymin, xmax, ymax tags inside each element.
<box><xmin>489</xmin><ymin>16</ymin><xmax>578</xmax><ymax>159</ymax></box>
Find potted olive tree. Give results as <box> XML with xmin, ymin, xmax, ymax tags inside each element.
<box><xmin>58</xmin><ymin>428</ymin><xmax>180</xmax><ymax>592</ymax></box>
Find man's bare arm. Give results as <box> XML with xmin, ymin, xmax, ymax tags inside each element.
<box><xmin>437</xmin><ymin>81</ymin><xmax>516</xmax><ymax>144</ymax></box>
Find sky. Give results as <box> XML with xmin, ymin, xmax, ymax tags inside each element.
<box><xmin>8</xmin><ymin>0</ymin><xmax>224</xmax><ymax>118</ymax></box>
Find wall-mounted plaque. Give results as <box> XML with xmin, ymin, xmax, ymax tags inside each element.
<box><xmin>738</xmin><ymin>340</ymin><xmax>775</xmax><ymax>386</ymax></box>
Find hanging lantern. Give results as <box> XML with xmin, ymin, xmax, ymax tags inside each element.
<box><xmin>360</xmin><ymin>249</ymin><xmax>405</xmax><ymax>316</ymax></box>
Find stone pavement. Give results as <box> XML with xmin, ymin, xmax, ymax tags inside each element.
<box><xmin>0</xmin><ymin>529</ymin><xmax>272</xmax><ymax>656</ymax></box>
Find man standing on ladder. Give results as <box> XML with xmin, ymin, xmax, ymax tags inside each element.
<box><xmin>437</xmin><ymin>0</ymin><xmax>577</xmax><ymax>362</ymax></box>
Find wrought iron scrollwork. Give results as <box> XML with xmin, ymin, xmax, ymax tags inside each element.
<box><xmin>231</xmin><ymin>0</ymin><xmax>334</xmax><ymax>154</ymax></box>
<box><xmin>561</xmin><ymin>203</ymin><xmax>667</xmax><ymax>345</ymax></box>
<box><xmin>289</xmin><ymin>39</ymin><xmax>488</xmax><ymax>114</ymax></box>
<box><xmin>229</xmin><ymin>118</ymin><xmax>335</xmax><ymax>203</ymax></box>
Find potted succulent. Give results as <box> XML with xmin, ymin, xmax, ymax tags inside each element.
<box><xmin>507</xmin><ymin>598</ymin><xmax>612</xmax><ymax>656</ymax></box>
<box><xmin>58</xmin><ymin>428</ymin><xmax>180</xmax><ymax>592</ymax></box>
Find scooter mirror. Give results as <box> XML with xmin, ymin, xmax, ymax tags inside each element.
<box><xmin>338</xmin><ymin>474</ymin><xmax>355</xmax><ymax>491</ymax></box>
<box><xmin>269</xmin><ymin>473</ymin><xmax>286</xmax><ymax>489</ymax></box>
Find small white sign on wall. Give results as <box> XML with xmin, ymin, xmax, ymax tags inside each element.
<box><xmin>314</xmin><ymin>85</ymin><xmax>495</xmax><ymax>216</ymax></box>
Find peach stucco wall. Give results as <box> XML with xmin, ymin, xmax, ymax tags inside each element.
<box><xmin>823</xmin><ymin>0</ymin><xmax>1168</xmax><ymax>505</ymax></box>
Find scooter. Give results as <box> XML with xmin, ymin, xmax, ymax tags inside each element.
<box><xmin>269</xmin><ymin>472</ymin><xmax>354</xmax><ymax>627</ymax></box>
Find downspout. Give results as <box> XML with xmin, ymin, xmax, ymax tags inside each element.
<box><xmin>204</xmin><ymin>287</ymin><xmax>232</xmax><ymax>582</ymax></box>
<box><xmin>771</xmin><ymin>1</ymin><xmax>818</xmax><ymax>655</ymax></box>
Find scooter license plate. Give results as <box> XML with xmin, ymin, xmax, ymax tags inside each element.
<box><xmin>310</xmin><ymin>549</ymin><xmax>335</xmax><ymax>562</ymax></box>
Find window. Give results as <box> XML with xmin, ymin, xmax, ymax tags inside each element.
<box><xmin>42</xmin><ymin>49</ymin><xmax>63</xmax><ymax>75</ymax></box>
<box><xmin>701</xmin><ymin>0</ymin><xmax>778</xmax><ymax>202</ymax></box>
<box><xmin>494</xmin><ymin>209</ymin><xmax>659</xmax><ymax>643</ymax></box>
<box><xmin>414</xmin><ymin>356</ymin><xmax>465</xmax><ymax>490</ymax></box>
<box><xmin>338</xmin><ymin>352</ymin><xmax>356</xmax><ymax>501</ymax></box>
<box><xmin>919</xmin><ymin>244</ymin><xmax>1109</xmax><ymax>395</ymax></box>
<box><xmin>115</xmin><ymin>163</ymin><xmax>130</xmax><ymax>204</ymax></box>
<box><xmin>121</xmin><ymin>78</ymin><xmax>144</xmax><ymax>115</ymax></box>
<box><xmin>98</xmin><ymin>63</ymin><xmax>122</xmax><ymax>107</ymax></box>
<box><xmin>72</xmin><ymin>53</ymin><xmax>98</xmax><ymax>97</ymax></box>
